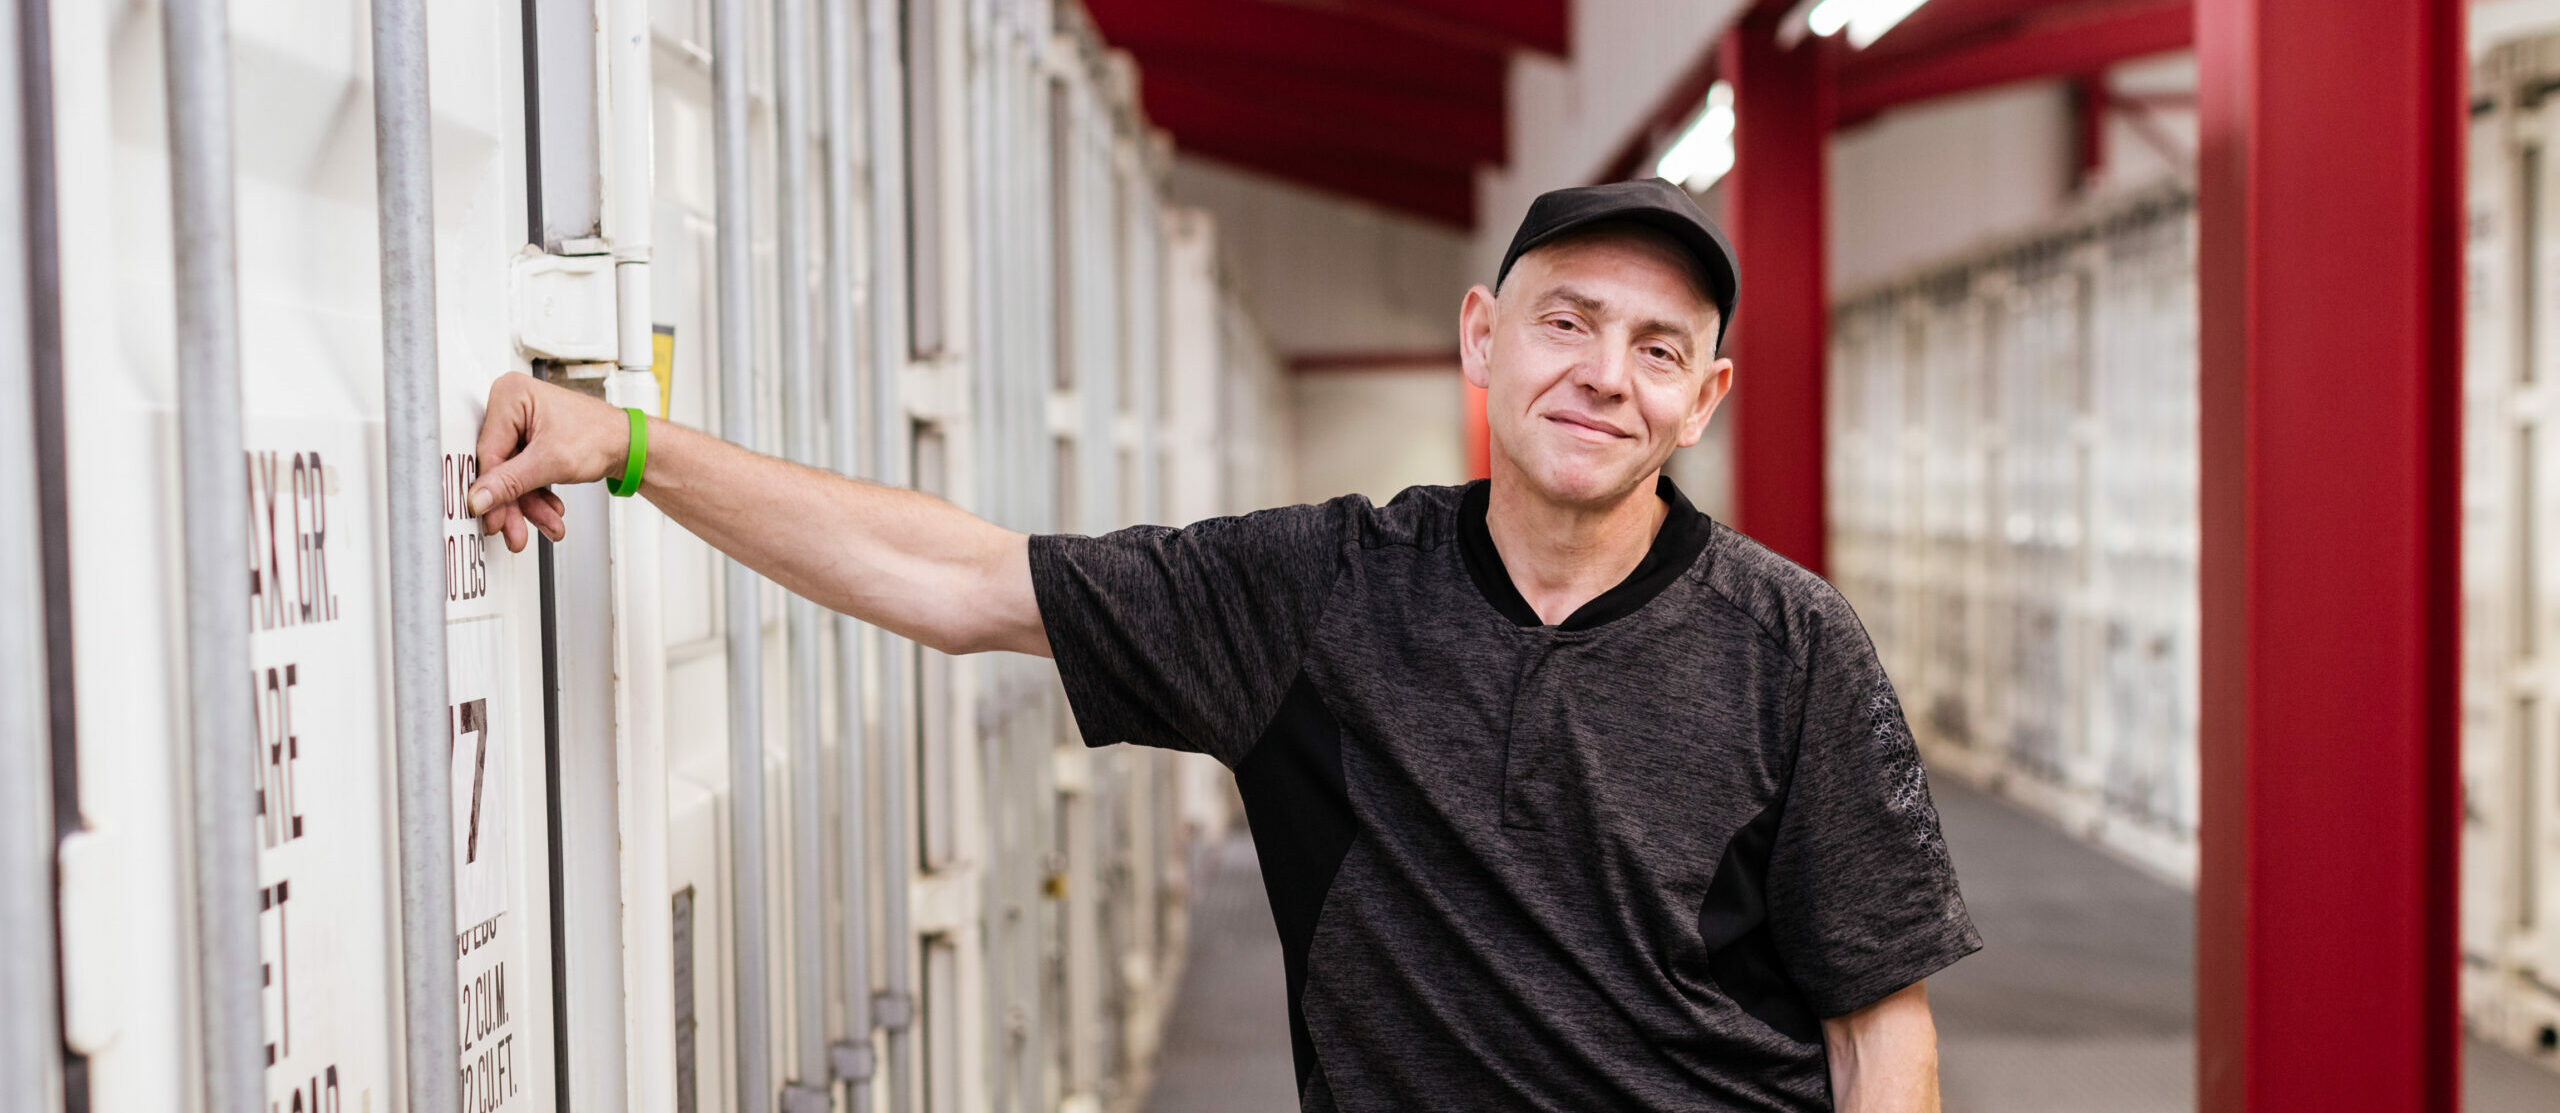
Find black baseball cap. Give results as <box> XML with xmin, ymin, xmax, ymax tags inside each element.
<box><xmin>1494</xmin><ymin>177</ymin><xmax>1740</xmax><ymax>351</ymax></box>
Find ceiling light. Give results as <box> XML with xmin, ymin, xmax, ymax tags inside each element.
<box><xmin>1806</xmin><ymin>0</ymin><xmax>1855</xmax><ymax>38</ymax></box>
<box><xmin>1655</xmin><ymin>81</ymin><xmax>1737</xmax><ymax>193</ymax></box>
<box><xmin>1844</xmin><ymin>0</ymin><xmax>1930</xmax><ymax>47</ymax></box>
<box><xmin>1801</xmin><ymin>0</ymin><xmax>1932</xmax><ymax>49</ymax></box>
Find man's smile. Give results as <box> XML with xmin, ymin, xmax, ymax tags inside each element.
<box><xmin>1544</xmin><ymin>411</ymin><xmax>1632</xmax><ymax>440</ymax></box>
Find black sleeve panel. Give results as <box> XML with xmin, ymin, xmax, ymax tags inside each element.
<box><xmin>1028</xmin><ymin>498</ymin><xmax>1353</xmax><ymax>768</ymax></box>
<box><xmin>1763</xmin><ymin>592</ymin><xmax>1984</xmax><ymax>1019</ymax></box>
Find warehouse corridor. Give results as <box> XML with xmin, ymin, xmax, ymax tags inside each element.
<box><xmin>1143</xmin><ymin>782</ymin><xmax>2560</xmax><ymax>1113</ymax></box>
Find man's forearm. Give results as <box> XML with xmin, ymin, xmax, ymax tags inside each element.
<box><xmin>466</xmin><ymin>373</ymin><xmax>1049</xmax><ymax>657</ymax></box>
<box><xmin>1821</xmin><ymin>981</ymin><xmax>1941</xmax><ymax>1113</ymax></box>
<box><xmin>633</xmin><ymin>417</ymin><xmax>1048</xmax><ymax>656</ymax></box>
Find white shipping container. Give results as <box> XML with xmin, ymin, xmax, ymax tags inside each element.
<box><xmin>1827</xmin><ymin>187</ymin><xmax>2199</xmax><ymax>887</ymax></box>
<box><xmin>15</xmin><ymin>1</ymin><xmax>1292</xmax><ymax>1111</ymax></box>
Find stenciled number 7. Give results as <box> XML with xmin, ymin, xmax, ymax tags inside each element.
<box><xmin>447</xmin><ymin>698</ymin><xmax>488</xmax><ymax>864</ymax></box>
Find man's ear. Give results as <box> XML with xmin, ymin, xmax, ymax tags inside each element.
<box><xmin>1459</xmin><ymin>285</ymin><xmax>1497</xmax><ymax>390</ymax></box>
<box><xmin>1677</xmin><ymin>356</ymin><xmax>1734</xmax><ymax>449</ymax></box>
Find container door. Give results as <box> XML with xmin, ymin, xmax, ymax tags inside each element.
<box><xmin>49</xmin><ymin>3</ymin><xmax>560</xmax><ymax>1110</ymax></box>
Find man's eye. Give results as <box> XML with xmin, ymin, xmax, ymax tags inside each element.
<box><xmin>1550</xmin><ymin>319</ymin><xmax>1578</xmax><ymax>332</ymax></box>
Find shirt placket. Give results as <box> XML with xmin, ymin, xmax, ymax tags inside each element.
<box><xmin>1499</xmin><ymin>632</ymin><xmax>1571</xmax><ymax>832</ymax></box>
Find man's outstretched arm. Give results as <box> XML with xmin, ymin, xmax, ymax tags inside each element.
<box><xmin>1821</xmin><ymin>980</ymin><xmax>1942</xmax><ymax>1113</ymax></box>
<box><xmin>467</xmin><ymin>372</ymin><xmax>1051</xmax><ymax>658</ymax></box>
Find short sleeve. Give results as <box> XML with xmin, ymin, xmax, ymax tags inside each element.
<box><xmin>1764</xmin><ymin>600</ymin><xmax>1982</xmax><ymax>1018</ymax></box>
<box><xmin>1028</xmin><ymin>500</ymin><xmax>1349</xmax><ymax>768</ymax></box>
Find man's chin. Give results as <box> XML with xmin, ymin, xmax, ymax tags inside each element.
<box><xmin>1514</xmin><ymin>458</ymin><xmax>1648</xmax><ymax>510</ymax></box>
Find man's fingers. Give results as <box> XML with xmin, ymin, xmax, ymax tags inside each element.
<box><xmin>483</xmin><ymin>500</ymin><xmax>522</xmax><ymax>550</ymax></box>
<box><xmin>500</xmin><ymin>506</ymin><xmax>530</xmax><ymax>553</ymax></box>
<box><xmin>470</xmin><ymin>443</ymin><xmax>556</xmax><ymax>519</ymax></box>
<box><xmin>472</xmin><ymin>373</ymin><xmax>536</xmax><ymax>513</ymax></box>
<box><xmin>522</xmin><ymin>488</ymin><xmax>567</xmax><ymax>543</ymax></box>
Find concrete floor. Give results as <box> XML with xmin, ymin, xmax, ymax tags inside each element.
<box><xmin>1140</xmin><ymin>778</ymin><xmax>2560</xmax><ymax>1112</ymax></box>
<box><xmin>1142</xmin><ymin>834</ymin><xmax>1299</xmax><ymax>1113</ymax></box>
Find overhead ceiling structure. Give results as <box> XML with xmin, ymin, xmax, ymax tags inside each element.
<box><xmin>1599</xmin><ymin>0</ymin><xmax>2191</xmax><ymax>183</ymax></box>
<box><xmin>1083</xmin><ymin>0</ymin><xmax>1571</xmax><ymax>227</ymax></box>
<box><xmin>1830</xmin><ymin>0</ymin><xmax>2191</xmax><ymax>122</ymax></box>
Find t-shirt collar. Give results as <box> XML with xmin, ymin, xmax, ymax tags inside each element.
<box><xmin>1457</xmin><ymin>474</ymin><xmax>1715</xmax><ymax>632</ymax></box>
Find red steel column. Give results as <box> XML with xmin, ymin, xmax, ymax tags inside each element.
<box><xmin>2194</xmin><ymin>2</ymin><xmax>2463</xmax><ymax>1111</ymax></box>
<box><xmin>1466</xmin><ymin>378</ymin><xmax>1492</xmax><ymax>480</ymax></box>
<box><xmin>1721</xmin><ymin>13</ymin><xmax>1830</xmax><ymax>574</ymax></box>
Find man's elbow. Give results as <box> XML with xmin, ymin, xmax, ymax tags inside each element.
<box><xmin>919</xmin><ymin>569</ymin><xmax>1050</xmax><ymax>657</ymax></box>
<box><xmin>928</xmin><ymin>615</ymin><xmax>1051</xmax><ymax>658</ymax></box>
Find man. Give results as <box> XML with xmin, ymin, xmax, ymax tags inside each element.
<box><xmin>469</xmin><ymin>178</ymin><xmax>1977</xmax><ymax>1112</ymax></box>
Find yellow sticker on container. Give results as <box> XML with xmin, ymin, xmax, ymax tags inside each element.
<box><xmin>650</xmin><ymin>324</ymin><xmax>675</xmax><ymax>418</ymax></box>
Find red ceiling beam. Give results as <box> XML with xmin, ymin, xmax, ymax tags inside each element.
<box><xmin>1134</xmin><ymin>56</ymin><xmax>1498</xmax><ymax>113</ymax></box>
<box><xmin>1837</xmin><ymin>0</ymin><xmax>2191</xmax><ymax>122</ymax></box>
<box><xmin>1177</xmin><ymin>135</ymin><xmax>1476</xmax><ymax>226</ymax></box>
<box><xmin>1270</xmin><ymin>0</ymin><xmax>1568</xmax><ymax>58</ymax></box>
<box><xmin>1088</xmin><ymin>0</ymin><xmax>1508</xmax><ymax>104</ymax></box>
<box><xmin>1851</xmin><ymin>0</ymin><xmax>2081</xmax><ymax>63</ymax></box>
<box><xmin>1139</xmin><ymin>61</ymin><xmax>1506</xmax><ymax>165</ymax></box>
<box><xmin>1384</xmin><ymin>0</ymin><xmax>1566</xmax><ymax>56</ymax></box>
<box><xmin>1140</xmin><ymin>73</ymin><xmax>1493</xmax><ymax>173</ymax></box>
<box><xmin>1089</xmin><ymin>0</ymin><xmax>1514</xmax><ymax>224</ymax></box>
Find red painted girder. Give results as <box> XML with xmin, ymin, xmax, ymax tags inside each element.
<box><xmin>1720</xmin><ymin>7</ymin><xmax>1830</xmax><ymax>574</ymax></box>
<box><xmin>1177</xmin><ymin>136</ymin><xmax>1476</xmax><ymax>226</ymax></box>
<box><xmin>1836</xmin><ymin>0</ymin><xmax>2191</xmax><ymax>121</ymax></box>
<box><xmin>1262</xmin><ymin>0</ymin><xmax>1567</xmax><ymax>57</ymax></box>
<box><xmin>1133</xmin><ymin>55</ymin><xmax>1499</xmax><ymax>113</ymax></box>
<box><xmin>1139</xmin><ymin>74</ymin><xmax>1488</xmax><ymax>176</ymax></box>
<box><xmin>1138</xmin><ymin>61</ymin><xmax>1506</xmax><ymax>165</ymax></box>
<box><xmin>2194</xmin><ymin>0</ymin><xmax>2463</xmax><ymax>1110</ymax></box>
<box><xmin>1087</xmin><ymin>0</ymin><xmax>1507</xmax><ymax>104</ymax></box>
<box><xmin>1851</xmin><ymin>0</ymin><xmax>2061</xmax><ymax>63</ymax></box>
<box><xmin>1303</xmin><ymin>0</ymin><xmax>1568</xmax><ymax>56</ymax></box>
<box><xmin>1383</xmin><ymin>0</ymin><xmax>1567</xmax><ymax>56</ymax></box>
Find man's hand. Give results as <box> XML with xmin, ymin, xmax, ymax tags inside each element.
<box><xmin>1821</xmin><ymin>980</ymin><xmax>1942</xmax><ymax>1113</ymax></box>
<box><xmin>469</xmin><ymin>372</ymin><xmax>630</xmax><ymax>553</ymax></box>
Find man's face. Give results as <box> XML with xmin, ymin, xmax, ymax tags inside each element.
<box><xmin>1460</xmin><ymin>226</ymin><xmax>1733</xmax><ymax>509</ymax></box>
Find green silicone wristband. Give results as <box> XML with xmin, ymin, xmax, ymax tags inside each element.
<box><xmin>605</xmin><ymin>407</ymin><xmax>647</xmax><ymax>497</ymax></box>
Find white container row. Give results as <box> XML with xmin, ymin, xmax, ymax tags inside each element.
<box><xmin>2459</xmin><ymin>29</ymin><xmax>2560</xmax><ymax>1072</ymax></box>
<box><xmin>1831</xmin><ymin>25</ymin><xmax>2560</xmax><ymax>1077</ymax></box>
<box><xmin>1829</xmin><ymin>187</ymin><xmax>2202</xmax><ymax>890</ymax></box>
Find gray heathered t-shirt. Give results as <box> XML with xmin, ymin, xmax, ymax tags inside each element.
<box><xmin>1029</xmin><ymin>478</ymin><xmax>1979</xmax><ymax>1112</ymax></box>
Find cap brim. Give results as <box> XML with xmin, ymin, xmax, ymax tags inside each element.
<box><xmin>1511</xmin><ymin>207</ymin><xmax>1737</xmax><ymax>320</ymax></box>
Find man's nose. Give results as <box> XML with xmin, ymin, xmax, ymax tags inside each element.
<box><xmin>1569</xmin><ymin>336</ymin><xmax>1633</xmax><ymax>400</ymax></box>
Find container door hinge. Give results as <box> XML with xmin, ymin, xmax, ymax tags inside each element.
<box><xmin>872</xmin><ymin>990</ymin><xmax>915</xmax><ymax>1032</ymax></box>
<box><xmin>511</xmin><ymin>243</ymin><xmax>620</xmax><ymax>364</ymax></box>
<box><xmin>829</xmin><ymin>1039</ymin><xmax>877</xmax><ymax>1083</ymax></box>
<box><xmin>780</xmin><ymin>1081</ymin><xmax>832</xmax><ymax>1113</ymax></box>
